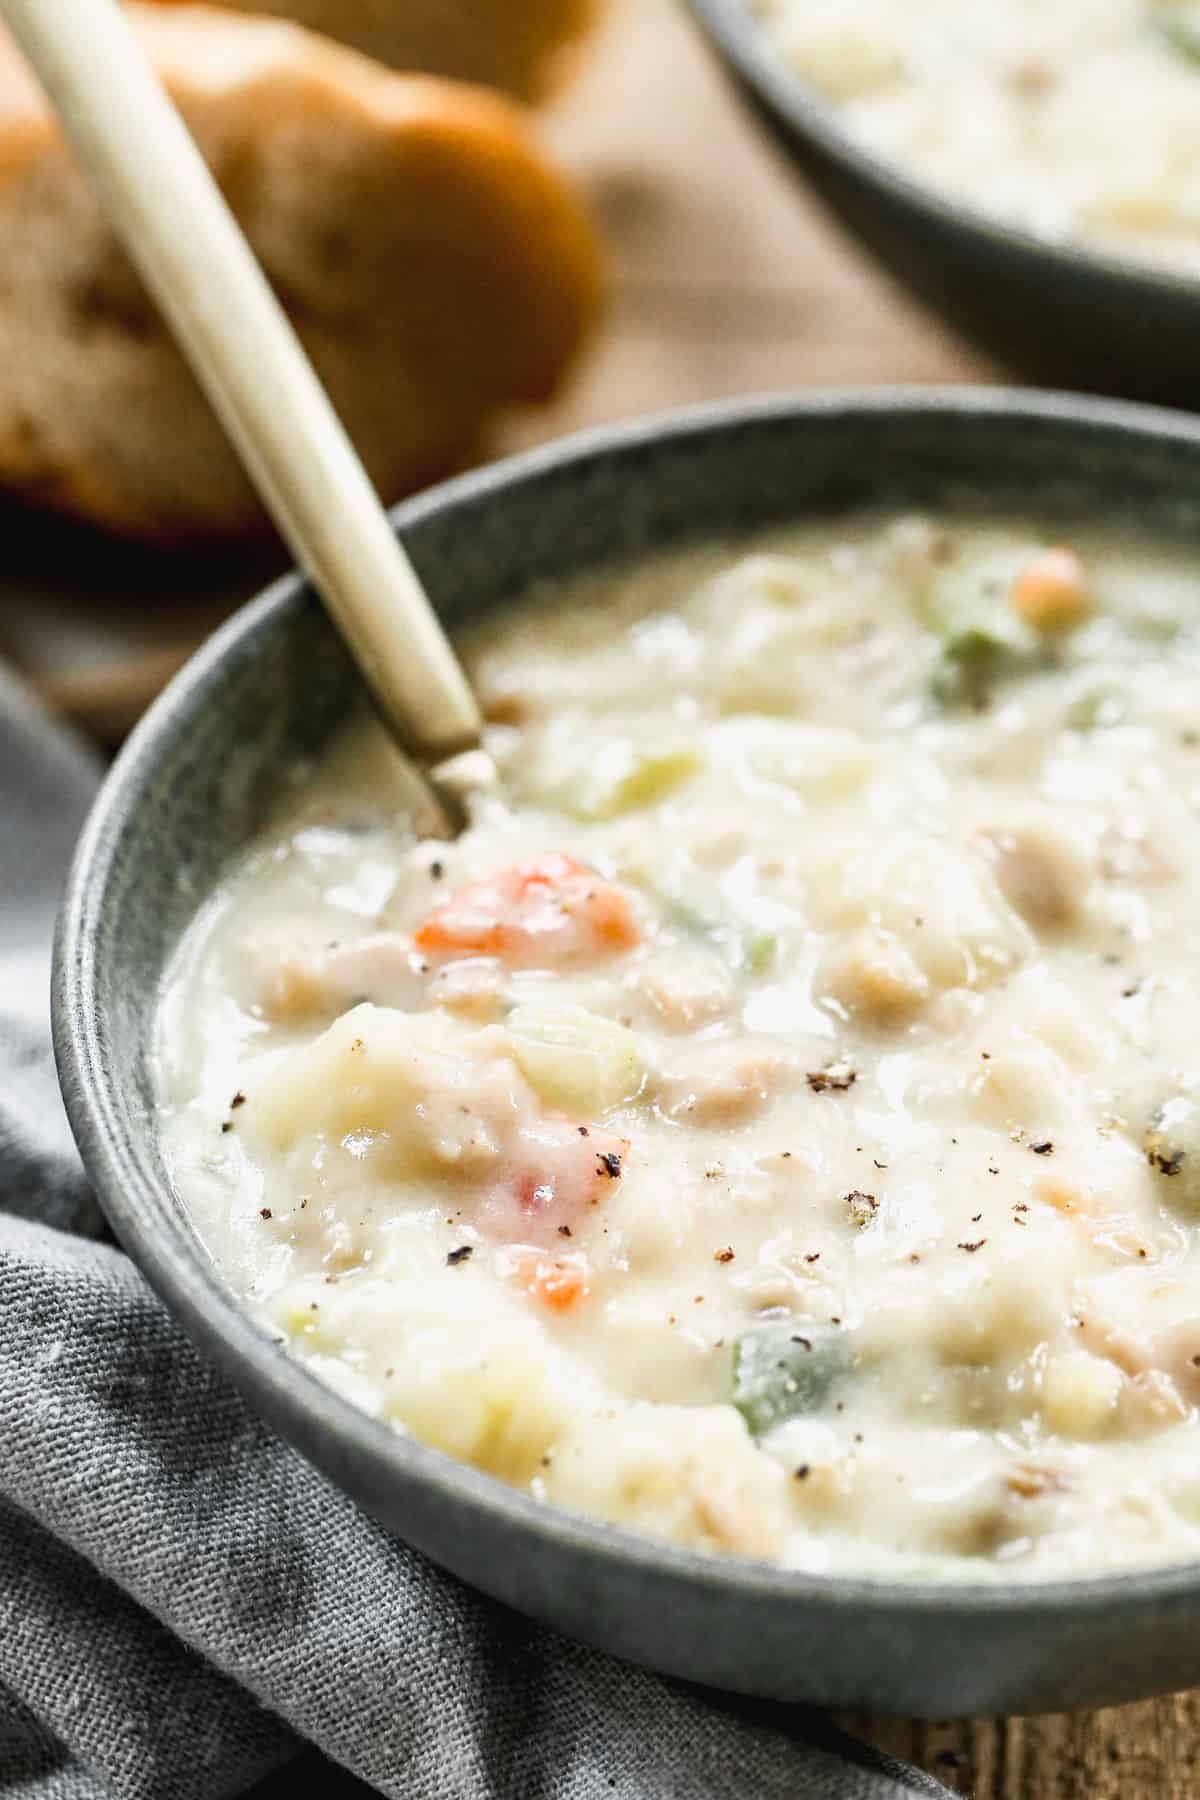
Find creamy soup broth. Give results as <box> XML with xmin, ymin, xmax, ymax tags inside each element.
<box><xmin>158</xmin><ymin>511</ymin><xmax>1200</xmax><ymax>1580</ymax></box>
<box><xmin>753</xmin><ymin>0</ymin><xmax>1200</xmax><ymax>276</ymax></box>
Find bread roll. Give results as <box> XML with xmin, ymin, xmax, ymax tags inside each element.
<box><xmin>0</xmin><ymin>5</ymin><xmax>602</xmax><ymax>543</ymax></box>
<box><xmin>148</xmin><ymin>0</ymin><xmax>599</xmax><ymax>100</ymax></box>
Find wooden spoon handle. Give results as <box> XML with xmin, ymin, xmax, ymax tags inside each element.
<box><xmin>3</xmin><ymin>0</ymin><xmax>483</xmax><ymax>762</ymax></box>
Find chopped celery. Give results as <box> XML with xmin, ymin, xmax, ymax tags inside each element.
<box><xmin>916</xmin><ymin>544</ymin><xmax>1053</xmax><ymax>708</ymax></box>
<box><xmin>656</xmin><ymin>889</ymin><xmax>775</xmax><ymax>975</ymax></box>
<box><xmin>558</xmin><ymin>741</ymin><xmax>701</xmax><ymax>821</ymax></box>
<box><xmin>604</xmin><ymin>747</ymin><xmax>701</xmax><ymax>816</ymax></box>
<box><xmin>745</xmin><ymin>929</ymin><xmax>778</xmax><ymax>974</ymax></box>
<box><xmin>1126</xmin><ymin>607</ymin><xmax>1183</xmax><ymax>642</ymax></box>
<box><xmin>930</xmin><ymin>616</ymin><xmax>1041</xmax><ymax>709</ymax></box>
<box><xmin>619</xmin><ymin>855</ymin><xmax>777</xmax><ymax>976</ymax></box>
<box><xmin>732</xmin><ymin>1320</ymin><xmax>850</xmax><ymax>1436</ymax></box>
<box><xmin>1065</xmin><ymin>685</ymin><xmax>1127</xmax><ymax>731</ymax></box>
<box><xmin>507</xmin><ymin>1001</ymin><xmax>641</xmax><ymax>1113</ymax></box>
<box><xmin>1154</xmin><ymin>3</ymin><xmax>1200</xmax><ymax>63</ymax></box>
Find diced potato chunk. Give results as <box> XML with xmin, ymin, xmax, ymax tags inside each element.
<box><xmin>248</xmin><ymin>1004</ymin><xmax>633</xmax><ymax>1245</ymax></box>
<box><xmin>547</xmin><ymin>1403</ymin><xmax>787</xmax><ymax>1558</ymax></box>
<box><xmin>245</xmin><ymin>1004</ymin><xmax>521</xmax><ymax>1180</ymax></box>
<box><xmin>270</xmin><ymin>1262</ymin><xmax>582</xmax><ymax>1485</ymax></box>
<box><xmin>1042</xmin><ymin>1350</ymin><xmax>1123</xmax><ymax>1437</ymax></box>
<box><xmin>385</xmin><ymin>1329</ymin><xmax>568</xmax><ymax>1484</ymax></box>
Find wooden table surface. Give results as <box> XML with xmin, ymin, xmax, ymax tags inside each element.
<box><xmin>5</xmin><ymin>1</ymin><xmax>1193</xmax><ymax>1791</ymax></box>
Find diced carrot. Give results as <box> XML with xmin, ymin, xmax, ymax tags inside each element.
<box><xmin>414</xmin><ymin>854</ymin><xmax>639</xmax><ymax>965</ymax></box>
<box><xmin>1010</xmin><ymin>546</ymin><xmax>1090</xmax><ymax>633</ymax></box>
<box><xmin>522</xmin><ymin>1254</ymin><xmax>589</xmax><ymax>1313</ymax></box>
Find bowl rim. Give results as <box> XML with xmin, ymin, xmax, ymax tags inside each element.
<box><xmin>53</xmin><ymin>384</ymin><xmax>1200</xmax><ymax>1629</ymax></box>
<box><xmin>684</xmin><ymin>0</ymin><xmax>1200</xmax><ymax>308</ymax></box>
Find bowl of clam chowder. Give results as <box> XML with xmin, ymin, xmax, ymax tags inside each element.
<box><xmin>685</xmin><ymin>0</ymin><xmax>1200</xmax><ymax>404</ymax></box>
<box><xmin>54</xmin><ymin>391</ymin><xmax>1200</xmax><ymax>1714</ymax></box>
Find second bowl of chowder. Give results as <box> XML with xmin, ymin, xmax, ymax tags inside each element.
<box><xmin>685</xmin><ymin>0</ymin><xmax>1200</xmax><ymax>403</ymax></box>
<box><xmin>754</xmin><ymin>0</ymin><xmax>1200</xmax><ymax>279</ymax></box>
<box><xmin>55</xmin><ymin>392</ymin><xmax>1200</xmax><ymax>1714</ymax></box>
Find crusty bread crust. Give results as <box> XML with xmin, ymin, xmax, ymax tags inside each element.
<box><xmin>148</xmin><ymin>0</ymin><xmax>600</xmax><ymax>102</ymax></box>
<box><xmin>0</xmin><ymin>5</ymin><xmax>602</xmax><ymax>543</ymax></box>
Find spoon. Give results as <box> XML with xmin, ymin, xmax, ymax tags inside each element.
<box><xmin>3</xmin><ymin>0</ymin><xmax>499</xmax><ymax>827</ymax></box>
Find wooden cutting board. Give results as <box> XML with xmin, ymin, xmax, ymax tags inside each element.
<box><xmin>5</xmin><ymin>1</ymin><xmax>1192</xmax><ymax>1789</ymax></box>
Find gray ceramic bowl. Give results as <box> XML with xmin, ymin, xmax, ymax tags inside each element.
<box><xmin>54</xmin><ymin>390</ymin><xmax>1200</xmax><ymax>1718</ymax></box>
<box><xmin>685</xmin><ymin>0</ymin><xmax>1200</xmax><ymax>406</ymax></box>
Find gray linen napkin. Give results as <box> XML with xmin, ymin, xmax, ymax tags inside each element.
<box><xmin>0</xmin><ymin>669</ymin><xmax>950</xmax><ymax>1800</ymax></box>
